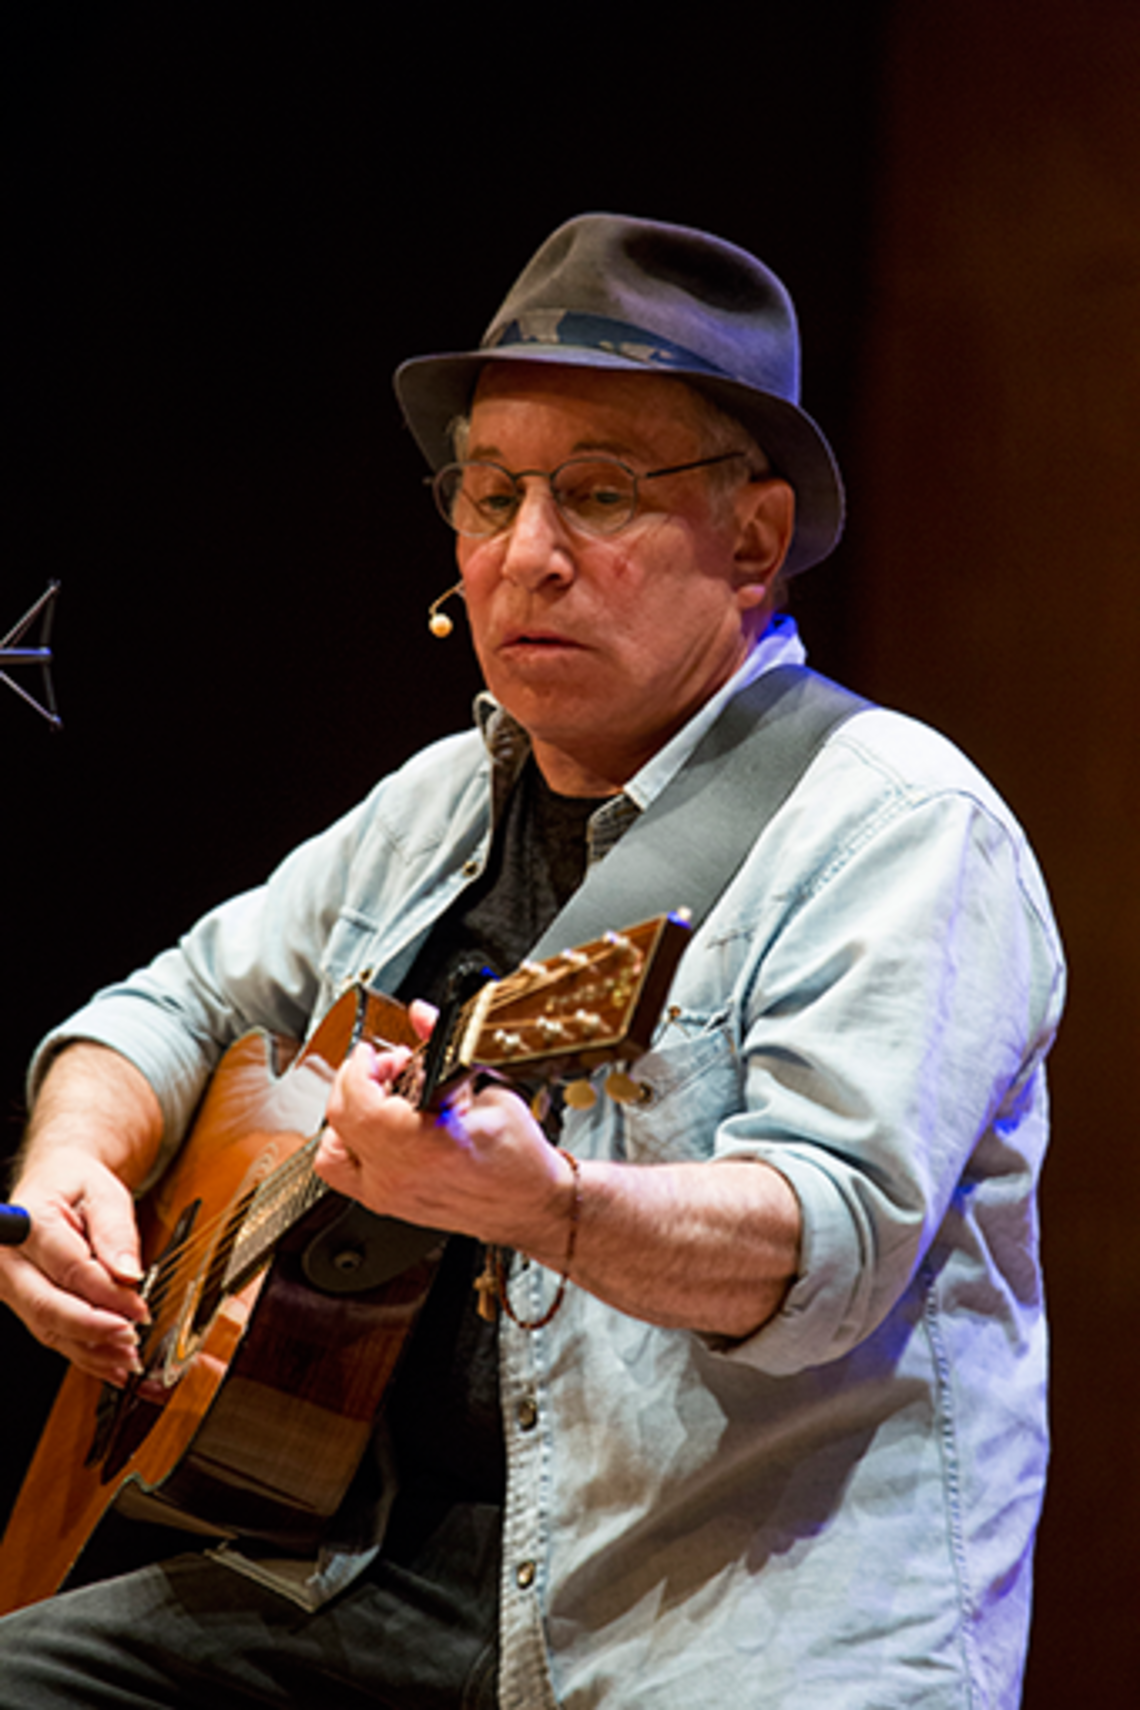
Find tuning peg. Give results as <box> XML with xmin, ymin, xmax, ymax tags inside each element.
<box><xmin>604</xmin><ymin>1071</ymin><xmax>652</xmax><ymax>1107</ymax></box>
<box><xmin>563</xmin><ymin>1080</ymin><xmax>598</xmax><ymax>1111</ymax></box>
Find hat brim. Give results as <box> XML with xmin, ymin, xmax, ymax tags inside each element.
<box><xmin>393</xmin><ymin>344</ymin><xmax>844</xmax><ymax>576</ymax></box>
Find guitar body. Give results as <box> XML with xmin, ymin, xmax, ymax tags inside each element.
<box><xmin>0</xmin><ymin>987</ymin><xmax>436</xmax><ymax>1614</ymax></box>
<box><xmin>0</xmin><ymin>913</ymin><xmax>689</xmax><ymax>1615</ymax></box>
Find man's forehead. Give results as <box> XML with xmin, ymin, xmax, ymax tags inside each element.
<box><xmin>467</xmin><ymin>360</ymin><xmax>707</xmax><ymax>441</ymax></box>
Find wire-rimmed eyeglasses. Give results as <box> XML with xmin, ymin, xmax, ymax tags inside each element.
<box><xmin>429</xmin><ymin>451</ymin><xmax>750</xmax><ymax>539</ymax></box>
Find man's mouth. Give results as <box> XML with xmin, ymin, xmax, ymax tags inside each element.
<box><xmin>501</xmin><ymin>629</ymin><xmax>582</xmax><ymax>652</ymax></box>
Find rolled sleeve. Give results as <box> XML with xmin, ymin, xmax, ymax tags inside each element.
<box><xmin>702</xmin><ymin>720</ymin><xmax>1064</xmax><ymax>1375</ymax></box>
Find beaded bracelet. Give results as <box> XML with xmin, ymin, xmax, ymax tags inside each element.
<box><xmin>475</xmin><ymin>1148</ymin><xmax>582</xmax><ymax>1329</ymax></box>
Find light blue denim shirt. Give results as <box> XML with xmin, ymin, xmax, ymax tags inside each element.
<box><xmin>35</xmin><ymin>619</ymin><xmax>1065</xmax><ymax>1708</ymax></box>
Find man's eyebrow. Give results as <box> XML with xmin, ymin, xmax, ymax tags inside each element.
<box><xmin>463</xmin><ymin>438</ymin><xmax>646</xmax><ymax>465</ymax></box>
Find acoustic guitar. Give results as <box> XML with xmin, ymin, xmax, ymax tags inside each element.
<box><xmin>0</xmin><ymin>913</ymin><xmax>688</xmax><ymax>1613</ymax></box>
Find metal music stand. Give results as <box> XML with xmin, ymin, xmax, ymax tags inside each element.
<box><xmin>0</xmin><ymin>581</ymin><xmax>62</xmax><ymax>730</ymax></box>
<box><xmin>1</xmin><ymin>583</ymin><xmax>62</xmax><ymax>1241</ymax></box>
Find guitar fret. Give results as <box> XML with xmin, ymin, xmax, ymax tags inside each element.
<box><xmin>224</xmin><ymin>1145</ymin><xmax>328</xmax><ymax>1291</ymax></box>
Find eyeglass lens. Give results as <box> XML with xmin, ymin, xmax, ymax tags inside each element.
<box><xmin>435</xmin><ymin>458</ymin><xmax>639</xmax><ymax>538</ymax></box>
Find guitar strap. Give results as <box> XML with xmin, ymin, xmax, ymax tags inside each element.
<box><xmin>527</xmin><ymin>662</ymin><xmax>871</xmax><ymax>960</ymax></box>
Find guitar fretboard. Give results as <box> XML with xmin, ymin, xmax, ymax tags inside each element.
<box><xmin>223</xmin><ymin>1140</ymin><xmax>329</xmax><ymax>1295</ymax></box>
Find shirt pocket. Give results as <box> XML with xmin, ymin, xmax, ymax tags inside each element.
<box><xmin>315</xmin><ymin>906</ymin><xmax>382</xmax><ymax>1016</ymax></box>
<box><xmin>617</xmin><ymin>1007</ymin><xmax>741</xmax><ymax>1164</ymax></box>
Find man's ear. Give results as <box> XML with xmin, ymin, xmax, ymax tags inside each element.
<box><xmin>733</xmin><ymin>478</ymin><xmax>796</xmax><ymax>609</ymax></box>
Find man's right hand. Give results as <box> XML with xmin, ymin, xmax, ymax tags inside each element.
<box><xmin>0</xmin><ymin>1147</ymin><xmax>150</xmax><ymax>1386</ymax></box>
<box><xmin>1</xmin><ymin>1042</ymin><xmax>165</xmax><ymax>1386</ymax></box>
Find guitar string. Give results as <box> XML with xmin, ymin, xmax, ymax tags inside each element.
<box><xmin>140</xmin><ymin>946</ymin><xmax>614</xmax><ymax>1306</ymax></box>
<box><xmin>138</xmin><ymin>1052</ymin><xmax>425</xmax><ymax>1339</ymax></box>
<box><xmin>140</xmin><ymin>935</ymin><xmax>641</xmax><ymax>1323</ymax></box>
<box><xmin>135</xmin><ymin>937</ymin><xmax>644</xmax><ymax>1344</ymax></box>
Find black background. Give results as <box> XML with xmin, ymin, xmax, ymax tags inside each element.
<box><xmin>1</xmin><ymin>0</ymin><xmax>886</xmax><ymax>1560</ymax></box>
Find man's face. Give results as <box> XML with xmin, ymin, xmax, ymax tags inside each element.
<box><xmin>455</xmin><ymin>363</ymin><xmax>788</xmax><ymax>795</ymax></box>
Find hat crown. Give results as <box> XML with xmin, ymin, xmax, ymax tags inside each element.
<box><xmin>393</xmin><ymin>211</ymin><xmax>844</xmax><ymax>574</ymax></box>
<box><xmin>483</xmin><ymin>214</ymin><xmax>802</xmax><ymax>406</ymax></box>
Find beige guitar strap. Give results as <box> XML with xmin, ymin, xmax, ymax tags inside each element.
<box><xmin>529</xmin><ymin>663</ymin><xmax>870</xmax><ymax>959</ymax></box>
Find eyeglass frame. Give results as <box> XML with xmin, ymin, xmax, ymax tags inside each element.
<box><xmin>428</xmin><ymin>450</ymin><xmax>758</xmax><ymax>539</ymax></box>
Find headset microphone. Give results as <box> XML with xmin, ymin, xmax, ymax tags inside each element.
<box><xmin>428</xmin><ymin>582</ymin><xmax>465</xmax><ymax>638</ymax></box>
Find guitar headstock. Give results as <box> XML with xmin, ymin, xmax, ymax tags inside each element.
<box><xmin>439</xmin><ymin>913</ymin><xmax>690</xmax><ymax>1089</ymax></box>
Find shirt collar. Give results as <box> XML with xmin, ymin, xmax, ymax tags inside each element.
<box><xmin>476</xmin><ymin>612</ymin><xmax>807</xmax><ymax>824</ymax></box>
<box><xmin>618</xmin><ymin>614</ymin><xmax>806</xmax><ymax>813</ymax></box>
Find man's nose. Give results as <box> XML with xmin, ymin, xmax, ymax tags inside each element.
<box><xmin>500</xmin><ymin>481</ymin><xmax>576</xmax><ymax>588</ymax></box>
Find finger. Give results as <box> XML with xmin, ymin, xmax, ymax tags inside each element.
<box><xmin>339</xmin><ymin>1042</ymin><xmax>412</xmax><ymax>1105</ymax></box>
<box><xmin>17</xmin><ymin>1163</ymin><xmax>148</xmax><ymax>1313</ymax></box>
<box><xmin>6</xmin><ymin>1251</ymin><xmax>146</xmax><ymax>1368</ymax></box>
<box><xmin>33</xmin><ymin>1220</ymin><xmax>149</xmax><ymax>1324</ymax></box>
<box><xmin>64</xmin><ymin>1316</ymin><xmax>146</xmax><ymax>1385</ymax></box>
<box><xmin>312</xmin><ymin>1124</ymin><xmax>363</xmax><ymax>1184</ymax></box>
<box><xmin>74</xmin><ymin>1346</ymin><xmax>144</xmax><ymax>1388</ymax></box>
<box><xmin>407</xmin><ymin>999</ymin><xmax>438</xmax><ymax>1041</ymax></box>
<box><xmin>362</xmin><ymin>1040</ymin><xmax>415</xmax><ymax>1087</ymax></box>
<box><xmin>69</xmin><ymin>1173</ymin><xmax>146</xmax><ymax>1287</ymax></box>
<box><xmin>86</xmin><ymin>1211</ymin><xmax>145</xmax><ymax>1291</ymax></box>
<box><xmin>326</xmin><ymin>1045</ymin><xmax>388</xmax><ymax>1136</ymax></box>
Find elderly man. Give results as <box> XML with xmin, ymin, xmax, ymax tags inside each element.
<box><xmin>0</xmin><ymin>214</ymin><xmax>1063</xmax><ymax>1708</ymax></box>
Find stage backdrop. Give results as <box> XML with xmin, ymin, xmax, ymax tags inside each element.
<box><xmin>850</xmin><ymin>6</ymin><xmax>1140</xmax><ymax>1704</ymax></box>
<box><xmin>3</xmin><ymin>5</ymin><xmax>1137</xmax><ymax>1703</ymax></box>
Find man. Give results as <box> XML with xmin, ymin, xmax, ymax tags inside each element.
<box><xmin>0</xmin><ymin>214</ymin><xmax>1064</xmax><ymax>1707</ymax></box>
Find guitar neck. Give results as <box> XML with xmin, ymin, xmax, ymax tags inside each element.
<box><xmin>210</xmin><ymin>911</ymin><xmax>690</xmax><ymax>1300</ymax></box>
<box><xmin>222</xmin><ymin>1139</ymin><xmax>330</xmax><ymax>1297</ymax></box>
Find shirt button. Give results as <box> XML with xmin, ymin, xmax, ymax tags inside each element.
<box><xmin>516</xmin><ymin>1560</ymin><xmax>537</xmax><ymax>1590</ymax></box>
<box><xmin>462</xmin><ymin>858</ymin><xmax>481</xmax><ymax>878</ymax></box>
<box><xmin>517</xmin><ymin>1397</ymin><xmax>538</xmax><ymax>1431</ymax></box>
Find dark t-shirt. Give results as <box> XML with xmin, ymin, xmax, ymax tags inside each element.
<box><xmin>378</xmin><ymin>758</ymin><xmax>605</xmax><ymax>1568</ymax></box>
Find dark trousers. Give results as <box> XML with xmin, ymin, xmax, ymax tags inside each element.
<box><xmin>0</xmin><ymin>1503</ymin><xmax>500</xmax><ymax>1709</ymax></box>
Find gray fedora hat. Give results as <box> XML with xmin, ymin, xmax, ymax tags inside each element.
<box><xmin>394</xmin><ymin>213</ymin><xmax>844</xmax><ymax>575</ymax></box>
